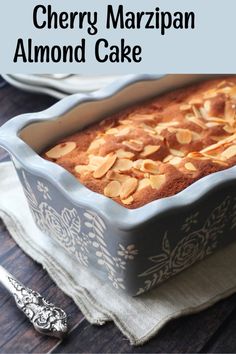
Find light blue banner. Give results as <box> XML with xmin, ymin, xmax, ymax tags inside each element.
<box><xmin>0</xmin><ymin>0</ymin><xmax>235</xmax><ymax>73</ymax></box>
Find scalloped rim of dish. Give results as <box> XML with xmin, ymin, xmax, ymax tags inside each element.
<box><xmin>1</xmin><ymin>73</ymin><xmax>236</xmax><ymax>231</ymax></box>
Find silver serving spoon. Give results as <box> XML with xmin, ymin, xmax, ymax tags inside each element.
<box><xmin>0</xmin><ymin>265</ymin><xmax>68</xmax><ymax>339</ymax></box>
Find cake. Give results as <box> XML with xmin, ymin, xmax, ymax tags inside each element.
<box><xmin>43</xmin><ymin>77</ymin><xmax>236</xmax><ymax>209</ymax></box>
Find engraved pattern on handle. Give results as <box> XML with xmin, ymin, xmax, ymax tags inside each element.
<box><xmin>6</xmin><ymin>275</ymin><xmax>68</xmax><ymax>338</ymax></box>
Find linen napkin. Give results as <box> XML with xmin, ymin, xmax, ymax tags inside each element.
<box><xmin>1</xmin><ymin>161</ymin><xmax>236</xmax><ymax>346</ymax></box>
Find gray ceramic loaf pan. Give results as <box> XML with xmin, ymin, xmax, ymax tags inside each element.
<box><xmin>1</xmin><ymin>74</ymin><xmax>236</xmax><ymax>296</ymax></box>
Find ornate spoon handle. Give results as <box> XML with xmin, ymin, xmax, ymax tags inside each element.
<box><xmin>0</xmin><ymin>265</ymin><xmax>68</xmax><ymax>338</ymax></box>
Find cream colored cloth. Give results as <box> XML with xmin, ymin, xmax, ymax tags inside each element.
<box><xmin>1</xmin><ymin>161</ymin><xmax>236</xmax><ymax>346</ymax></box>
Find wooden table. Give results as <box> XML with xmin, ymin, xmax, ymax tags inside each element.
<box><xmin>0</xmin><ymin>81</ymin><xmax>236</xmax><ymax>353</ymax></box>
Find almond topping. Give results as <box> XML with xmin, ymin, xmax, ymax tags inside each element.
<box><xmin>115</xmin><ymin>127</ymin><xmax>131</xmax><ymax>137</ymax></box>
<box><xmin>163</xmin><ymin>154</ymin><xmax>173</xmax><ymax>163</ymax></box>
<box><xmin>221</xmin><ymin>145</ymin><xmax>236</xmax><ymax>159</ymax></box>
<box><xmin>46</xmin><ymin>142</ymin><xmax>76</xmax><ymax>159</ymax></box>
<box><xmin>89</xmin><ymin>155</ymin><xmax>106</xmax><ymax>168</ymax></box>
<box><xmin>122</xmin><ymin>140</ymin><xmax>144</xmax><ymax>152</ymax></box>
<box><xmin>205</xmin><ymin>117</ymin><xmax>225</xmax><ymax>124</ymax></box>
<box><xmin>106</xmin><ymin>128</ymin><xmax>119</xmax><ymax>135</ymax></box>
<box><xmin>201</xmin><ymin>134</ymin><xmax>236</xmax><ymax>154</ymax></box>
<box><xmin>93</xmin><ymin>154</ymin><xmax>117</xmax><ymax>179</ymax></box>
<box><xmin>223</xmin><ymin>125</ymin><xmax>236</xmax><ymax>133</ymax></box>
<box><xmin>104</xmin><ymin>181</ymin><xmax>121</xmax><ymax>198</ymax></box>
<box><xmin>116</xmin><ymin>149</ymin><xmax>134</xmax><ymax>159</ymax></box>
<box><xmin>106</xmin><ymin>170</ymin><xmax>130</xmax><ymax>183</ymax></box>
<box><xmin>150</xmin><ymin>175</ymin><xmax>166</xmax><ymax>189</ymax></box>
<box><xmin>137</xmin><ymin>178</ymin><xmax>151</xmax><ymax>191</ymax></box>
<box><xmin>141</xmin><ymin>145</ymin><xmax>160</xmax><ymax>157</ymax></box>
<box><xmin>169</xmin><ymin>149</ymin><xmax>185</xmax><ymax>157</ymax></box>
<box><xmin>74</xmin><ymin>165</ymin><xmax>94</xmax><ymax>174</ymax></box>
<box><xmin>133</xmin><ymin>159</ymin><xmax>143</xmax><ymax>170</ymax></box>
<box><xmin>187</xmin><ymin>152</ymin><xmax>209</xmax><ymax>160</ymax></box>
<box><xmin>120</xmin><ymin>178</ymin><xmax>138</xmax><ymax>199</ymax></box>
<box><xmin>205</xmin><ymin>122</ymin><xmax>221</xmax><ymax>128</ymax></box>
<box><xmin>204</xmin><ymin>100</ymin><xmax>211</xmax><ymax>113</ymax></box>
<box><xmin>225</xmin><ymin>101</ymin><xmax>235</xmax><ymax>126</ymax></box>
<box><xmin>176</xmin><ymin>129</ymin><xmax>192</xmax><ymax>145</ymax></box>
<box><xmin>229</xmin><ymin>86</ymin><xmax>236</xmax><ymax>98</ymax></box>
<box><xmin>113</xmin><ymin>158</ymin><xmax>133</xmax><ymax>171</ymax></box>
<box><xmin>88</xmin><ymin>138</ymin><xmax>105</xmax><ymax>152</ymax></box>
<box><xmin>192</xmin><ymin>105</ymin><xmax>202</xmax><ymax>119</ymax></box>
<box><xmin>186</xmin><ymin>116</ymin><xmax>206</xmax><ymax>129</ymax></box>
<box><xmin>185</xmin><ymin>162</ymin><xmax>197</xmax><ymax>171</ymax></box>
<box><xmin>121</xmin><ymin>196</ymin><xmax>134</xmax><ymax>205</ymax></box>
<box><xmin>169</xmin><ymin>157</ymin><xmax>182</xmax><ymax>165</ymax></box>
<box><xmin>141</xmin><ymin>160</ymin><xmax>159</xmax><ymax>174</ymax></box>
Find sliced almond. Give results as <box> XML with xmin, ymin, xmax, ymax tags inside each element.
<box><xmin>119</xmin><ymin>119</ymin><xmax>132</xmax><ymax>125</ymax></box>
<box><xmin>89</xmin><ymin>155</ymin><xmax>106</xmax><ymax>168</ymax></box>
<box><xmin>205</xmin><ymin>117</ymin><xmax>226</xmax><ymax>124</ymax></box>
<box><xmin>169</xmin><ymin>157</ymin><xmax>182</xmax><ymax>165</ymax></box>
<box><xmin>225</xmin><ymin>101</ymin><xmax>235</xmax><ymax>126</ymax></box>
<box><xmin>185</xmin><ymin>162</ymin><xmax>197</xmax><ymax>171</ymax></box>
<box><xmin>187</xmin><ymin>152</ymin><xmax>209</xmax><ymax>160</ymax></box>
<box><xmin>105</xmin><ymin>127</ymin><xmax>119</xmax><ymax>135</ymax></box>
<box><xmin>229</xmin><ymin>86</ymin><xmax>236</xmax><ymax>98</ymax></box>
<box><xmin>116</xmin><ymin>149</ymin><xmax>134</xmax><ymax>159</ymax></box>
<box><xmin>113</xmin><ymin>158</ymin><xmax>133</xmax><ymax>172</ymax></box>
<box><xmin>203</xmin><ymin>89</ymin><xmax>218</xmax><ymax>99</ymax></box>
<box><xmin>120</xmin><ymin>178</ymin><xmax>138</xmax><ymax>199</ymax></box>
<box><xmin>142</xmin><ymin>124</ymin><xmax>157</xmax><ymax>135</ymax></box>
<box><xmin>88</xmin><ymin>138</ymin><xmax>105</xmax><ymax>152</ymax></box>
<box><xmin>122</xmin><ymin>140</ymin><xmax>144</xmax><ymax>152</ymax></box>
<box><xmin>186</xmin><ymin>116</ymin><xmax>206</xmax><ymax>129</ymax></box>
<box><xmin>104</xmin><ymin>181</ymin><xmax>121</xmax><ymax>198</ymax></box>
<box><xmin>170</xmin><ymin>148</ymin><xmax>185</xmax><ymax>157</ymax></box>
<box><xmin>205</xmin><ymin>122</ymin><xmax>221</xmax><ymax>128</ymax></box>
<box><xmin>133</xmin><ymin>159</ymin><xmax>144</xmax><ymax>170</ymax></box>
<box><xmin>212</xmin><ymin>160</ymin><xmax>229</xmax><ymax>166</ymax></box>
<box><xmin>46</xmin><ymin>142</ymin><xmax>76</xmax><ymax>159</ymax></box>
<box><xmin>223</xmin><ymin>125</ymin><xmax>236</xmax><ymax>133</ymax></box>
<box><xmin>150</xmin><ymin>175</ymin><xmax>166</xmax><ymax>189</ymax></box>
<box><xmin>163</xmin><ymin>154</ymin><xmax>173</xmax><ymax>163</ymax></box>
<box><xmin>167</xmin><ymin>127</ymin><xmax>177</xmax><ymax>133</ymax></box>
<box><xmin>176</xmin><ymin>129</ymin><xmax>192</xmax><ymax>145</ymax></box>
<box><xmin>141</xmin><ymin>160</ymin><xmax>159</xmax><ymax>174</ymax></box>
<box><xmin>201</xmin><ymin>134</ymin><xmax>236</xmax><ymax>154</ymax></box>
<box><xmin>75</xmin><ymin>165</ymin><xmax>94</xmax><ymax>174</ymax></box>
<box><xmin>106</xmin><ymin>170</ymin><xmax>130</xmax><ymax>183</ymax></box>
<box><xmin>140</xmin><ymin>145</ymin><xmax>160</xmax><ymax>157</ymax></box>
<box><xmin>192</xmin><ymin>105</ymin><xmax>202</xmax><ymax>119</ymax></box>
<box><xmin>137</xmin><ymin>178</ymin><xmax>151</xmax><ymax>191</ymax></box>
<box><xmin>204</xmin><ymin>100</ymin><xmax>211</xmax><ymax>113</ymax></box>
<box><xmin>93</xmin><ymin>154</ymin><xmax>117</xmax><ymax>179</ymax></box>
<box><xmin>121</xmin><ymin>196</ymin><xmax>134</xmax><ymax>205</ymax></box>
<box><xmin>115</xmin><ymin>127</ymin><xmax>131</xmax><ymax>137</ymax></box>
<box><xmin>221</xmin><ymin>145</ymin><xmax>236</xmax><ymax>159</ymax></box>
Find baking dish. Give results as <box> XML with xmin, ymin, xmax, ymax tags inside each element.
<box><xmin>1</xmin><ymin>74</ymin><xmax>236</xmax><ymax>296</ymax></box>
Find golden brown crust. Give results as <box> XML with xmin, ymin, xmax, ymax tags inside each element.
<box><xmin>43</xmin><ymin>76</ymin><xmax>236</xmax><ymax>208</ymax></box>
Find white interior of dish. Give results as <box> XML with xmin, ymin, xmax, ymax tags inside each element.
<box><xmin>19</xmin><ymin>74</ymin><xmax>223</xmax><ymax>153</ymax></box>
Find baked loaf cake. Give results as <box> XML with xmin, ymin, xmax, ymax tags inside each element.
<box><xmin>43</xmin><ymin>77</ymin><xmax>236</xmax><ymax>209</ymax></box>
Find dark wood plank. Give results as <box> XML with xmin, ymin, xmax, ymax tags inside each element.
<box><xmin>0</xmin><ymin>82</ymin><xmax>83</xmax><ymax>353</ymax></box>
<box><xmin>0</xmin><ymin>220</ymin><xmax>83</xmax><ymax>354</ymax></box>
<box><xmin>201</xmin><ymin>306</ymin><xmax>236</xmax><ymax>353</ymax></box>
